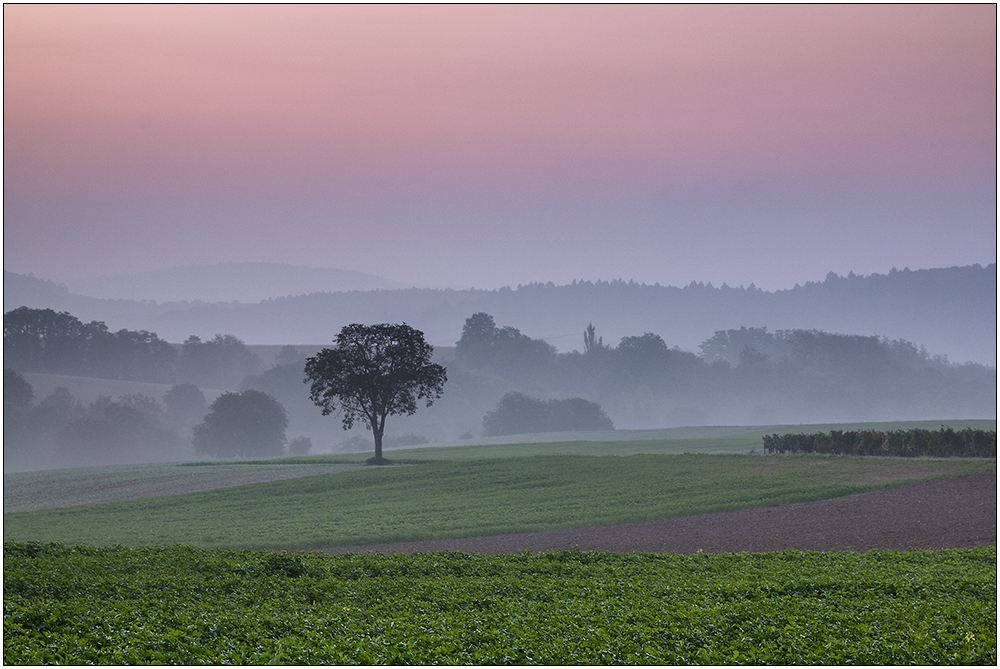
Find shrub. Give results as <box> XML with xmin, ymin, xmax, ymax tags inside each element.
<box><xmin>483</xmin><ymin>392</ymin><xmax>613</xmax><ymax>436</ymax></box>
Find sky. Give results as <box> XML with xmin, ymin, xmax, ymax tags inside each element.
<box><xmin>4</xmin><ymin>4</ymin><xmax>996</xmax><ymax>292</ymax></box>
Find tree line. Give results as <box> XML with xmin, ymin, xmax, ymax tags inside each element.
<box><xmin>4</xmin><ymin>307</ymin><xmax>261</xmax><ymax>388</ymax></box>
<box><xmin>761</xmin><ymin>428</ymin><xmax>996</xmax><ymax>458</ymax></box>
<box><xmin>4</xmin><ymin>368</ymin><xmax>312</xmax><ymax>471</ymax></box>
<box><xmin>446</xmin><ymin>313</ymin><xmax>995</xmax><ymax>429</ymax></box>
<box><xmin>4</xmin><ymin>369</ymin><xmax>187</xmax><ymax>470</ymax></box>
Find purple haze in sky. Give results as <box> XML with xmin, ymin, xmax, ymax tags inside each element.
<box><xmin>3</xmin><ymin>4</ymin><xmax>996</xmax><ymax>292</ymax></box>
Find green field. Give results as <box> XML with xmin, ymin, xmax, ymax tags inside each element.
<box><xmin>3</xmin><ymin>462</ymin><xmax>367</xmax><ymax>514</ymax></box>
<box><xmin>4</xmin><ymin>543</ymin><xmax>995</xmax><ymax>664</ymax></box>
<box><xmin>4</xmin><ymin>453</ymin><xmax>993</xmax><ymax>550</ymax></box>
<box><xmin>4</xmin><ymin>420</ymin><xmax>997</xmax><ymax>665</ymax></box>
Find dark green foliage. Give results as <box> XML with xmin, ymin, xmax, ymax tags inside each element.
<box><xmin>483</xmin><ymin>392</ymin><xmax>613</xmax><ymax>436</ymax></box>
<box><xmin>4</xmin><ymin>543</ymin><xmax>996</xmax><ymax>665</ymax></box>
<box><xmin>193</xmin><ymin>390</ymin><xmax>288</xmax><ymax>458</ymax></box>
<box><xmin>3</xmin><ymin>307</ymin><xmax>177</xmax><ymax>382</ymax></box>
<box><xmin>305</xmin><ymin>323</ymin><xmax>447</xmax><ymax>463</ymax></box>
<box><xmin>763</xmin><ymin>427</ymin><xmax>997</xmax><ymax>457</ymax></box>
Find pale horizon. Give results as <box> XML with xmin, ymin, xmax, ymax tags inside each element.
<box><xmin>4</xmin><ymin>5</ymin><xmax>996</xmax><ymax>292</ymax></box>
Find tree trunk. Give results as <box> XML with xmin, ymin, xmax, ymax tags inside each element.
<box><xmin>373</xmin><ymin>425</ymin><xmax>384</xmax><ymax>463</ymax></box>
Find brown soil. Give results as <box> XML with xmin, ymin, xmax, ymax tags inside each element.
<box><xmin>318</xmin><ymin>471</ymin><xmax>996</xmax><ymax>555</ymax></box>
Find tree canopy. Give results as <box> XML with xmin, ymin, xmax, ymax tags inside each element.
<box><xmin>193</xmin><ymin>390</ymin><xmax>288</xmax><ymax>459</ymax></box>
<box><xmin>482</xmin><ymin>392</ymin><xmax>614</xmax><ymax>437</ymax></box>
<box><xmin>3</xmin><ymin>307</ymin><xmax>177</xmax><ymax>382</ymax></box>
<box><xmin>304</xmin><ymin>323</ymin><xmax>446</xmax><ymax>463</ymax></box>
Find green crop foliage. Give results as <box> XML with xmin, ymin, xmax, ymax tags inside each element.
<box><xmin>4</xmin><ymin>543</ymin><xmax>995</xmax><ymax>665</ymax></box>
<box><xmin>4</xmin><ymin>454</ymin><xmax>994</xmax><ymax>550</ymax></box>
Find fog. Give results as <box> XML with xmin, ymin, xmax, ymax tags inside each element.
<box><xmin>5</xmin><ymin>264</ymin><xmax>995</xmax><ymax>473</ymax></box>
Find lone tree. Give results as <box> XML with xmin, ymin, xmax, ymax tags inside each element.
<box><xmin>304</xmin><ymin>323</ymin><xmax>447</xmax><ymax>464</ymax></box>
<box><xmin>193</xmin><ymin>390</ymin><xmax>288</xmax><ymax>458</ymax></box>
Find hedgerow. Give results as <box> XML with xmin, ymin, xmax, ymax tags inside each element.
<box><xmin>762</xmin><ymin>427</ymin><xmax>996</xmax><ymax>457</ymax></box>
<box><xmin>4</xmin><ymin>542</ymin><xmax>995</xmax><ymax>665</ymax></box>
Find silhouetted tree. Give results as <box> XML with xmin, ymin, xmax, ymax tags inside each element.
<box><xmin>287</xmin><ymin>436</ymin><xmax>313</xmax><ymax>456</ymax></box>
<box><xmin>193</xmin><ymin>390</ymin><xmax>288</xmax><ymax>459</ymax></box>
<box><xmin>583</xmin><ymin>322</ymin><xmax>608</xmax><ymax>353</ymax></box>
<box><xmin>547</xmin><ymin>397</ymin><xmax>614</xmax><ymax>432</ymax></box>
<box><xmin>456</xmin><ymin>312</ymin><xmax>556</xmax><ymax>375</ymax></box>
<box><xmin>483</xmin><ymin>392</ymin><xmax>550</xmax><ymax>436</ymax></box>
<box><xmin>455</xmin><ymin>312</ymin><xmax>498</xmax><ymax>365</ymax></box>
<box><xmin>304</xmin><ymin>323</ymin><xmax>447</xmax><ymax>463</ymax></box>
<box><xmin>482</xmin><ymin>392</ymin><xmax>613</xmax><ymax>436</ymax></box>
<box><xmin>616</xmin><ymin>332</ymin><xmax>670</xmax><ymax>384</ymax></box>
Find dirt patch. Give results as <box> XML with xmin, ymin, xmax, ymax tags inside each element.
<box><xmin>857</xmin><ymin>463</ymin><xmax>954</xmax><ymax>484</ymax></box>
<box><xmin>318</xmin><ymin>471</ymin><xmax>996</xmax><ymax>555</ymax></box>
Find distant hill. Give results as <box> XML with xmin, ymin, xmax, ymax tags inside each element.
<box><xmin>3</xmin><ymin>272</ymin><xmax>71</xmax><ymax>306</ymax></box>
<box><xmin>4</xmin><ymin>264</ymin><xmax>996</xmax><ymax>366</ymax></box>
<box><xmin>66</xmin><ymin>262</ymin><xmax>412</xmax><ymax>303</ymax></box>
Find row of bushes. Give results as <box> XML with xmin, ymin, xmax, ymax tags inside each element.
<box><xmin>762</xmin><ymin>428</ymin><xmax>996</xmax><ymax>458</ymax></box>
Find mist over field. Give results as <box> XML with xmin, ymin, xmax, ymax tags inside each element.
<box><xmin>4</xmin><ymin>263</ymin><xmax>996</xmax><ymax>473</ymax></box>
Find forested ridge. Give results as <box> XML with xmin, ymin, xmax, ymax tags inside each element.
<box><xmin>5</xmin><ymin>264</ymin><xmax>995</xmax><ymax>366</ymax></box>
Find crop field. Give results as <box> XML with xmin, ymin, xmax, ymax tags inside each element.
<box><xmin>3</xmin><ymin>453</ymin><xmax>993</xmax><ymax>550</ymax></box>
<box><xmin>4</xmin><ymin>542</ymin><xmax>995</xmax><ymax>665</ymax></box>
<box><xmin>3</xmin><ymin>462</ymin><xmax>367</xmax><ymax>514</ymax></box>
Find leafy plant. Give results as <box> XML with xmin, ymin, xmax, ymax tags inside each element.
<box><xmin>4</xmin><ymin>543</ymin><xmax>995</xmax><ymax>665</ymax></box>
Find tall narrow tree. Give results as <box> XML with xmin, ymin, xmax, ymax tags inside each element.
<box><xmin>304</xmin><ymin>323</ymin><xmax>447</xmax><ymax>464</ymax></box>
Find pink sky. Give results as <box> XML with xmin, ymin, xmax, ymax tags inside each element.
<box><xmin>4</xmin><ymin>4</ymin><xmax>996</xmax><ymax>290</ymax></box>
